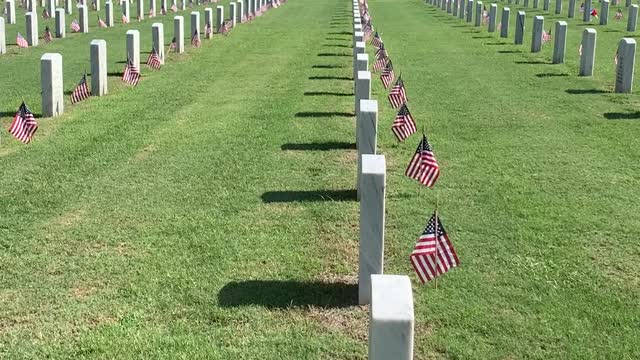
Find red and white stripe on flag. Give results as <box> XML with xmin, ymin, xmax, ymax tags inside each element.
<box><xmin>410</xmin><ymin>213</ymin><xmax>460</xmax><ymax>284</ymax></box>
<box><xmin>405</xmin><ymin>134</ymin><xmax>440</xmax><ymax>187</ymax></box>
<box><xmin>9</xmin><ymin>102</ymin><xmax>38</xmax><ymax>144</ymax></box>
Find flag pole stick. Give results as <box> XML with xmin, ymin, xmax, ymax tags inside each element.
<box><xmin>434</xmin><ymin>195</ymin><xmax>439</xmax><ymax>290</ymax></box>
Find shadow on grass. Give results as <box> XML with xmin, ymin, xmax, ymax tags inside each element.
<box><xmin>604</xmin><ymin>29</ymin><xmax>622</xmax><ymax>32</ymax></box>
<box><xmin>312</xmin><ymin>64</ymin><xmax>346</xmax><ymax>68</ymax></box>
<box><xmin>498</xmin><ymin>50</ymin><xmax>522</xmax><ymax>53</ymax></box>
<box><xmin>515</xmin><ymin>60</ymin><xmax>550</xmax><ymax>64</ymax></box>
<box><xmin>295</xmin><ymin>111</ymin><xmax>354</xmax><ymax>118</ymax></box>
<box><xmin>303</xmin><ymin>91</ymin><xmax>353</xmax><ymax>96</ymax></box>
<box><xmin>463</xmin><ymin>30</ymin><xmax>481</xmax><ymax>33</ymax></box>
<box><xmin>566</xmin><ymin>89</ymin><xmax>608</xmax><ymax>94</ymax></box>
<box><xmin>0</xmin><ymin>110</ymin><xmax>43</xmax><ymax>118</ymax></box>
<box><xmin>281</xmin><ymin>142</ymin><xmax>355</xmax><ymax>151</ymax></box>
<box><xmin>451</xmin><ymin>24</ymin><xmax>468</xmax><ymax>27</ymax></box>
<box><xmin>327</xmin><ymin>31</ymin><xmax>352</xmax><ymax>35</ymax></box>
<box><xmin>536</xmin><ymin>72</ymin><xmax>570</xmax><ymax>77</ymax></box>
<box><xmin>107</xmin><ymin>72</ymin><xmax>123</xmax><ymax>77</ymax></box>
<box><xmin>603</xmin><ymin>111</ymin><xmax>640</xmax><ymax>120</ymax></box>
<box><xmin>323</xmin><ymin>44</ymin><xmax>351</xmax><ymax>48</ymax></box>
<box><xmin>325</xmin><ymin>37</ymin><xmax>350</xmax><ymax>41</ymax></box>
<box><xmin>218</xmin><ymin>280</ymin><xmax>358</xmax><ymax>309</ymax></box>
<box><xmin>485</xmin><ymin>42</ymin><xmax>508</xmax><ymax>45</ymax></box>
<box><xmin>317</xmin><ymin>52</ymin><xmax>351</xmax><ymax>57</ymax></box>
<box><xmin>308</xmin><ymin>76</ymin><xmax>352</xmax><ymax>80</ymax></box>
<box><xmin>261</xmin><ymin>189</ymin><xmax>357</xmax><ymax>203</ymax></box>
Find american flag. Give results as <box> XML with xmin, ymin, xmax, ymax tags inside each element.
<box><xmin>122</xmin><ymin>57</ymin><xmax>140</xmax><ymax>85</ymax></box>
<box><xmin>409</xmin><ymin>212</ymin><xmax>460</xmax><ymax>284</ymax></box>
<box><xmin>122</xmin><ymin>14</ymin><xmax>129</xmax><ymax>23</ymax></box>
<box><xmin>363</xmin><ymin>20</ymin><xmax>372</xmax><ymax>41</ymax></box>
<box><xmin>373</xmin><ymin>54</ymin><xmax>387</xmax><ymax>72</ymax></box>
<box><xmin>542</xmin><ymin>28</ymin><xmax>551</xmax><ymax>44</ymax></box>
<box><xmin>380</xmin><ymin>60</ymin><xmax>395</xmax><ymax>89</ymax></box>
<box><xmin>16</xmin><ymin>32</ymin><xmax>29</xmax><ymax>48</ymax></box>
<box><xmin>42</xmin><ymin>8</ymin><xmax>50</xmax><ymax>18</ymax></box>
<box><xmin>171</xmin><ymin>2</ymin><xmax>177</xmax><ymax>11</ymax></box>
<box><xmin>375</xmin><ymin>43</ymin><xmax>387</xmax><ymax>61</ymax></box>
<box><xmin>146</xmin><ymin>47</ymin><xmax>161</xmax><ymax>69</ymax></box>
<box><xmin>161</xmin><ymin>5</ymin><xmax>166</xmax><ymax>14</ymax></box>
<box><xmin>219</xmin><ymin>20</ymin><xmax>230</xmax><ymax>35</ymax></box>
<box><xmin>43</xmin><ymin>26</ymin><xmax>53</xmax><ymax>43</ymax></box>
<box><xmin>405</xmin><ymin>134</ymin><xmax>440</xmax><ymax>187</ymax></box>
<box><xmin>370</xmin><ymin>31</ymin><xmax>382</xmax><ymax>48</ymax></box>
<box><xmin>9</xmin><ymin>102</ymin><xmax>38</xmax><ymax>144</ymax></box>
<box><xmin>70</xmin><ymin>19</ymin><xmax>81</xmax><ymax>32</ymax></box>
<box><xmin>91</xmin><ymin>0</ymin><xmax>97</xmax><ymax>9</ymax></box>
<box><xmin>191</xmin><ymin>29</ymin><xmax>201</xmax><ymax>47</ymax></box>
<box><xmin>98</xmin><ymin>16</ymin><xmax>107</xmax><ymax>27</ymax></box>
<box><xmin>205</xmin><ymin>22</ymin><xmax>212</xmax><ymax>36</ymax></box>
<box><xmin>169</xmin><ymin>36</ymin><xmax>177</xmax><ymax>51</ymax></box>
<box><xmin>388</xmin><ymin>76</ymin><xmax>407</xmax><ymax>108</ymax></box>
<box><xmin>148</xmin><ymin>8</ymin><xmax>154</xmax><ymax>17</ymax></box>
<box><xmin>391</xmin><ymin>103</ymin><xmax>417</xmax><ymax>142</ymax></box>
<box><xmin>71</xmin><ymin>73</ymin><xmax>91</xmax><ymax>104</ymax></box>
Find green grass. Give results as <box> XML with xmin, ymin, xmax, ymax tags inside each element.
<box><xmin>1</xmin><ymin>0</ymin><xmax>640</xmax><ymax>358</ymax></box>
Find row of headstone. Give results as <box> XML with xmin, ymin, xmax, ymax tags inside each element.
<box><xmin>428</xmin><ymin>0</ymin><xmax>638</xmax><ymax>93</ymax></box>
<box><xmin>353</xmin><ymin>2</ymin><xmax>414</xmax><ymax>360</ymax></box>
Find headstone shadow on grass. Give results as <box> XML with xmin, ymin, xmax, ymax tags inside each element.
<box><xmin>535</xmin><ymin>72</ymin><xmax>570</xmax><ymax>77</ymax></box>
<box><xmin>317</xmin><ymin>52</ymin><xmax>351</xmax><ymax>57</ymax></box>
<box><xmin>565</xmin><ymin>88</ymin><xmax>608</xmax><ymax>94</ymax></box>
<box><xmin>303</xmin><ymin>91</ymin><xmax>353</xmax><ymax>96</ymax></box>
<box><xmin>295</xmin><ymin>111</ymin><xmax>354</xmax><ymax>118</ymax></box>
<box><xmin>312</xmin><ymin>64</ymin><xmax>347</xmax><ymax>68</ymax></box>
<box><xmin>515</xmin><ymin>60</ymin><xmax>550</xmax><ymax>64</ymax></box>
<box><xmin>281</xmin><ymin>142</ymin><xmax>356</xmax><ymax>151</ymax></box>
<box><xmin>603</xmin><ymin>111</ymin><xmax>640</xmax><ymax>119</ymax></box>
<box><xmin>218</xmin><ymin>280</ymin><xmax>358</xmax><ymax>309</ymax></box>
<box><xmin>261</xmin><ymin>189</ymin><xmax>357</xmax><ymax>203</ymax></box>
<box><xmin>308</xmin><ymin>76</ymin><xmax>353</xmax><ymax>81</ymax></box>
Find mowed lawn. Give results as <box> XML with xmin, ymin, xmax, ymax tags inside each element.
<box><xmin>0</xmin><ymin>0</ymin><xmax>639</xmax><ymax>358</ymax></box>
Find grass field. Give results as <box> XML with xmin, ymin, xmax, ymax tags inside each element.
<box><xmin>1</xmin><ymin>0</ymin><xmax>640</xmax><ymax>358</ymax></box>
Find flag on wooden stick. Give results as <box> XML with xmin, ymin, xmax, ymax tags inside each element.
<box><xmin>71</xmin><ymin>73</ymin><xmax>91</xmax><ymax>104</ymax></box>
<box><xmin>370</xmin><ymin>31</ymin><xmax>382</xmax><ymax>48</ymax></box>
<box><xmin>9</xmin><ymin>101</ymin><xmax>38</xmax><ymax>144</ymax></box>
<box><xmin>410</xmin><ymin>212</ymin><xmax>460</xmax><ymax>284</ymax></box>
<box><xmin>391</xmin><ymin>104</ymin><xmax>417</xmax><ymax>142</ymax></box>
<box><xmin>380</xmin><ymin>60</ymin><xmax>395</xmax><ymax>88</ymax></box>
<box><xmin>405</xmin><ymin>134</ymin><xmax>440</xmax><ymax>187</ymax></box>
<box><xmin>43</xmin><ymin>26</ymin><xmax>53</xmax><ymax>43</ymax></box>
<box><xmin>388</xmin><ymin>76</ymin><xmax>407</xmax><ymax>108</ymax></box>
<box><xmin>191</xmin><ymin>29</ymin><xmax>201</xmax><ymax>47</ymax></box>
<box><xmin>70</xmin><ymin>19</ymin><xmax>81</xmax><ymax>32</ymax></box>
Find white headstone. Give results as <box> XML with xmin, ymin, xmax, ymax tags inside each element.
<box><xmin>0</xmin><ymin>18</ymin><xmax>5</xmax><ymax>54</ymax></box>
<box><xmin>151</xmin><ymin>22</ymin><xmax>164</xmax><ymax>63</ymax></box>
<box><xmin>579</xmin><ymin>28</ymin><xmax>597</xmax><ymax>76</ymax></box>
<box><xmin>126</xmin><ymin>29</ymin><xmax>140</xmax><ymax>70</ymax></box>
<box><xmin>79</xmin><ymin>5</ymin><xmax>88</xmax><ymax>32</ymax></box>
<box><xmin>41</xmin><ymin>53</ymin><xmax>64</xmax><ymax>117</ymax></box>
<box><xmin>90</xmin><ymin>39</ymin><xmax>108</xmax><ymax>96</ymax></box>
<box><xmin>173</xmin><ymin>15</ymin><xmax>184</xmax><ymax>53</ymax></box>
<box><xmin>615</xmin><ymin>38</ymin><xmax>635</xmax><ymax>93</ymax></box>
<box><xmin>204</xmin><ymin>7</ymin><xmax>213</xmax><ymax>38</ymax></box>
<box><xmin>190</xmin><ymin>11</ymin><xmax>199</xmax><ymax>38</ymax></box>
<box><xmin>54</xmin><ymin>8</ymin><xmax>65</xmax><ymax>37</ymax></box>
<box><xmin>26</xmin><ymin>12</ymin><xmax>38</xmax><ymax>46</ymax></box>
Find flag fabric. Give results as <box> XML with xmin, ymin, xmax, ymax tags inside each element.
<box><xmin>388</xmin><ymin>76</ymin><xmax>408</xmax><ymax>108</ymax></box>
<box><xmin>363</xmin><ymin>21</ymin><xmax>373</xmax><ymax>41</ymax></box>
<box><xmin>171</xmin><ymin>3</ymin><xmax>177</xmax><ymax>11</ymax></box>
<box><xmin>98</xmin><ymin>16</ymin><xmax>107</xmax><ymax>27</ymax></box>
<box><xmin>16</xmin><ymin>32</ymin><xmax>29</xmax><ymax>48</ymax></box>
<box><xmin>615</xmin><ymin>9</ymin><xmax>623</xmax><ymax>20</ymax></box>
<box><xmin>375</xmin><ymin>43</ymin><xmax>387</xmax><ymax>61</ymax></box>
<box><xmin>146</xmin><ymin>47</ymin><xmax>161</xmax><ymax>69</ymax></box>
<box><xmin>71</xmin><ymin>19</ymin><xmax>81</xmax><ymax>32</ymax></box>
<box><xmin>169</xmin><ymin>36</ymin><xmax>177</xmax><ymax>51</ymax></box>
<box><xmin>204</xmin><ymin>22</ymin><xmax>212</xmax><ymax>36</ymax></box>
<box><xmin>410</xmin><ymin>213</ymin><xmax>460</xmax><ymax>284</ymax></box>
<box><xmin>219</xmin><ymin>21</ymin><xmax>230</xmax><ymax>35</ymax></box>
<box><xmin>542</xmin><ymin>28</ymin><xmax>551</xmax><ymax>44</ymax></box>
<box><xmin>373</xmin><ymin>55</ymin><xmax>387</xmax><ymax>72</ymax></box>
<box><xmin>122</xmin><ymin>14</ymin><xmax>129</xmax><ymax>23</ymax></box>
<box><xmin>42</xmin><ymin>8</ymin><xmax>50</xmax><ymax>18</ymax></box>
<box><xmin>122</xmin><ymin>58</ymin><xmax>140</xmax><ymax>86</ymax></box>
<box><xmin>191</xmin><ymin>29</ymin><xmax>201</xmax><ymax>47</ymax></box>
<box><xmin>391</xmin><ymin>104</ymin><xmax>417</xmax><ymax>142</ymax></box>
<box><xmin>590</xmin><ymin>8</ymin><xmax>598</xmax><ymax>18</ymax></box>
<box><xmin>71</xmin><ymin>73</ymin><xmax>91</xmax><ymax>104</ymax></box>
<box><xmin>405</xmin><ymin>134</ymin><xmax>440</xmax><ymax>187</ymax></box>
<box><xmin>380</xmin><ymin>60</ymin><xmax>395</xmax><ymax>89</ymax></box>
<box><xmin>161</xmin><ymin>5</ymin><xmax>166</xmax><ymax>14</ymax></box>
<box><xmin>9</xmin><ymin>102</ymin><xmax>38</xmax><ymax>144</ymax></box>
<box><xmin>43</xmin><ymin>26</ymin><xmax>53</xmax><ymax>43</ymax></box>
<box><xmin>370</xmin><ymin>31</ymin><xmax>382</xmax><ymax>48</ymax></box>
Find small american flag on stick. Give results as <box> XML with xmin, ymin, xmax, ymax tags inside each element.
<box><xmin>205</xmin><ymin>22</ymin><xmax>213</xmax><ymax>36</ymax></box>
<box><xmin>542</xmin><ymin>28</ymin><xmax>551</xmax><ymax>44</ymax></box>
<box><xmin>9</xmin><ymin>101</ymin><xmax>38</xmax><ymax>144</ymax></box>
<box><xmin>98</xmin><ymin>15</ymin><xmax>107</xmax><ymax>27</ymax></box>
<box><xmin>16</xmin><ymin>32</ymin><xmax>29</xmax><ymax>48</ymax></box>
<box><xmin>169</xmin><ymin>36</ymin><xmax>177</xmax><ymax>51</ymax></box>
<box><xmin>43</xmin><ymin>26</ymin><xmax>53</xmax><ymax>43</ymax></box>
<box><xmin>146</xmin><ymin>47</ymin><xmax>161</xmax><ymax>69</ymax></box>
<box><xmin>171</xmin><ymin>3</ymin><xmax>177</xmax><ymax>11</ymax></box>
<box><xmin>122</xmin><ymin>14</ymin><xmax>129</xmax><ymax>23</ymax></box>
<box><xmin>410</xmin><ymin>212</ymin><xmax>460</xmax><ymax>284</ymax></box>
<box><xmin>380</xmin><ymin>60</ymin><xmax>395</xmax><ymax>89</ymax></box>
<box><xmin>122</xmin><ymin>57</ymin><xmax>141</xmax><ymax>86</ymax></box>
<box><xmin>405</xmin><ymin>134</ymin><xmax>440</xmax><ymax>187</ymax></box>
<box><xmin>370</xmin><ymin>31</ymin><xmax>382</xmax><ymax>48</ymax></box>
<box><xmin>388</xmin><ymin>76</ymin><xmax>407</xmax><ymax>108</ymax></box>
<box><xmin>70</xmin><ymin>19</ymin><xmax>81</xmax><ymax>32</ymax></box>
<box><xmin>191</xmin><ymin>29</ymin><xmax>201</xmax><ymax>47</ymax></box>
<box><xmin>391</xmin><ymin>104</ymin><xmax>417</xmax><ymax>142</ymax></box>
<box><xmin>71</xmin><ymin>73</ymin><xmax>91</xmax><ymax>104</ymax></box>
<box><xmin>42</xmin><ymin>8</ymin><xmax>50</xmax><ymax>18</ymax></box>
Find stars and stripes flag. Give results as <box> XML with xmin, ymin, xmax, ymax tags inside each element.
<box><xmin>391</xmin><ymin>103</ymin><xmax>417</xmax><ymax>142</ymax></box>
<box><xmin>16</xmin><ymin>32</ymin><xmax>29</xmax><ymax>48</ymax></box>
<box><xmin>388</xmin><ymin>76</ymin><xmax>407</xmax><ymax>108</ymax></box>
<box><xmin>71</xmin><ymin>73</ymin><xmax>91</xmax><ymax>104</ymax></box>
<box><xmin>169</xmin><ymin>36</ymin><xmax>177</xmax><ymax>51</ymax></box>
<box><xmin>373</xmin><ymin>44</ymin><xmax>387</xmax><ymax>72</ymax></box>
<box><xmin>370</xmin><ymin>31</ymin><xmax>382</xmax><ymax>48</ymax></box>
<box><xmin>615</xmin><ymin>9</ymin><xmax>623</xmax><ymax>20</ymax></box>
<box><xmin>122</xmin><ymin>57</ymin><xmax>141</xmax><ymax>85</ymax></box>
<box><xmin>146</xmin><ymin>47</ymin><xmax>161</xmax><ymax>69</ymax></box>
<box><xmin>363</xmin><ymin>20</ymin><xmax>373</xmax><ymax>41</ymax></box>
<box><xmin>375</xmin><ymin>43</ymin><xmax>387</xmax><ymax>61</ymax></box>
<box><xmin>205</xmin><ymin>22</ymin><xmax>212</xmax><ymax>36</ymax></box>
<box><xmin>542</xmin><ymin>28</ymin><xmax>551</xmax><ymax>44</ymax></box>
<box><xmin>161</xmin><ymin>5</ymin><xmax>166</xmax><ymax>15</ymax></box>
<box><xmin>42</xmin><ymin>8</ymin><xmax>50</xmax><ymax>18</ymax></box>
<box><xmin>219</xmin><ymin>20</ymin><xmax>230</xmax><ymax>35</ymax></box>
<box><xmin>410</xmin><ymin>212</ymin><xmax>460</xmax><ymax>284</ymax></box>
<box><xmin>148</xmin><ymin>8</ymin><xmax>154</xmax><ymax>17</ymax></box>
<box><xmin>171</xmin><ymin>2</ymin><xmax>177</xmax><ymax>11</ymax></box>
<box><xmin>70</xmin><ymin>19</ymin><xmax>81</xmax><ymax>32</ymax></box>
<box><xmin>98</xmin><ymin>15</ymin><xmax>107</xmax><ymax>27</ymax></box>
<box><xmin>91</xmin><ymin>0</ymin><xmax>97</xmax><ymax>9</ymax></box>
<box><xmin>43</xmin><ymin>26</ymin><xmax>53</xmax><ymax>43</ymax></box>
<box><xmin>405</xmin><ymin>134</ymin><xmax>440</xmax><ymax>187</ymax></box>
<box><xmin>191</xmin><ymin>29</ymin><xmax>201</xmax><ymax>47</ymax></box>
<box><xmin>380</xmin><ymin>60</ymin><xmax>395</xmax><ymax>89</ymax></box>
<box><xmin>9</xmin><ymin>102</ymin><xmax>38</xmax><ymax>144</ymax></box>
<box><xmin>122</xmin><ymin>13</ymin><xmax>129</xmax><ymax>23</ymax></box>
